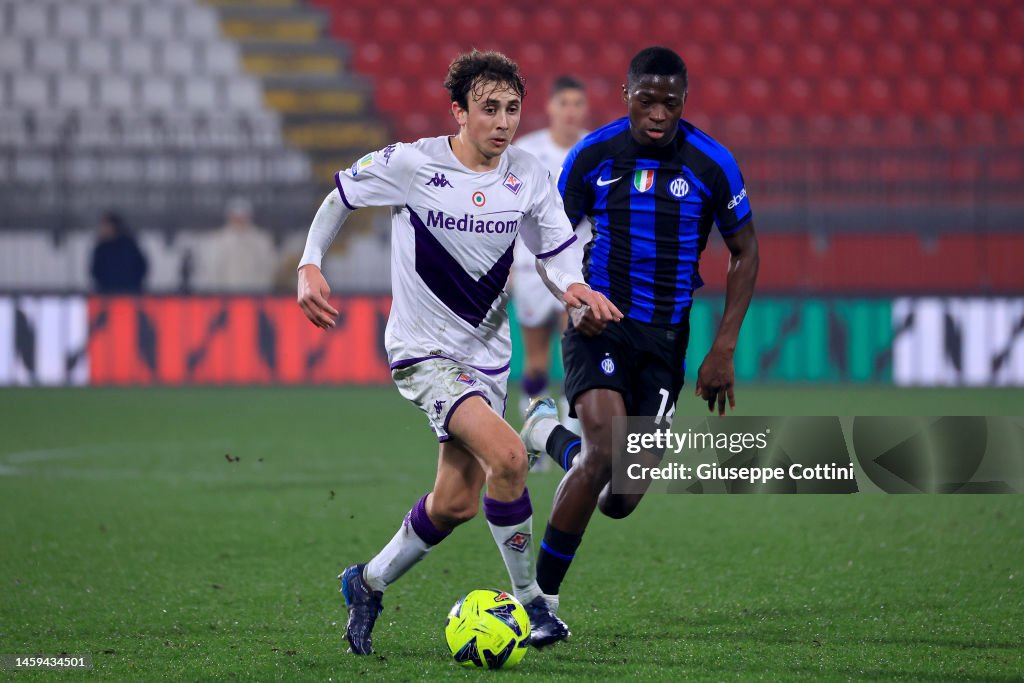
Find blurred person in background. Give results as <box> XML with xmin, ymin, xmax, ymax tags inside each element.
<box><xmin>90</xmin><ymin>211</ymin><xmax>148</xmax><ymax>293</ymax></box>
<box><xmin>201</xmin><ymin>197</ymin><xmax>277</xmax><ymax>292</ymax></box>
<box><xmin>511</xmin><ymin>76</ymin><xmax>589</xmax><ymax>435</ymax></box>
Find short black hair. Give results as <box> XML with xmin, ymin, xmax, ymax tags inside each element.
<box><xmin>550</xmin><ymin>75</ymin><xmax>585</xmax><ymax>98</ymax></box>
<box><xmin>444</xmin><ymin>50</ymin><xmax>526</xmax><ymax>111</ymax></box>
<box><xmin>627</xmin><ymin>46</ymin><xmax>688</xmax><ymax>91</ymax></box>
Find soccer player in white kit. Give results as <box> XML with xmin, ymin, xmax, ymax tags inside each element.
<box><xmin>511</xmin><ymin>77</ymin><xmax>589</xmax><ymax>427</ymax></box>
<box><xmin>296</xmin><ymin>51</ymin><xmax>621</xmax><ymax>656</ymax></box>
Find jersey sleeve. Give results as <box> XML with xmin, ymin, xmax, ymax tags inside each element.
<box><xmin>520</xmin><ymin>170</ymin><xmax>579</xmax><ymax>261</ymax></box>
<box><xmin>710</xmin><ymin>149</ymin><xmax>752</xmax><ymax>236</ymax></box>
<box><xmin>556</xmin><ymin>142</ymin><xmax>594</xmax><ymax>227</ymax></box>
<box><xmin>333</xmin><ymin>142</ymin><xmax>415</xmax><ymax>209</ymax></box>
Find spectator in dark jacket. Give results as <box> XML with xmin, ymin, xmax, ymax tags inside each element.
<box><xmin>90</xmin><ymin>212</ymin><xmax>148</xmax><ymax>293</ymax></box>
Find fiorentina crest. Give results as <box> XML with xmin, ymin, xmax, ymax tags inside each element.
<box><xmin>503</xmin><ymin>532</ymin><xmax>531</xmax><ymax>553</ymax></box>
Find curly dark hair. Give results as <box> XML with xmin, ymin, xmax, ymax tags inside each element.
<box><xmin>443</xmin><ymin>50</ymin><xmax>526</xmax><ymax>111</ymax></box>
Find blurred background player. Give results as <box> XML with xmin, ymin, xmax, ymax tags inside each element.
<box><xmin>511</xmin><ymin>76</ymin><xmax>589</xmax><ymax>437</ymax></box>
<box><xmin>521</xmin><ymin>46</ymin><xmax>759</xmax><ymax>646</ymax></box>
<box><xmin>200</xmin><ymin>197</ymin><xmax>278</xmax><ymax>293</ymax></box>
<box><xmin>296</xmin><ymin>50</ymin><xmax>619</xmax><ymax>655</ymax></box>
<box><xmin>89</xmin><ymin>211</ymin><xmax>148</xmax><ymax>294</ymax></box>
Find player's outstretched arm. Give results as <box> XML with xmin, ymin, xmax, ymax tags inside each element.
<box><xmin>297</xmin><ymin>264</ymin><xmax>338</xmax><ymax>329</ymax></box>
<box><xmin>696</xmin><ymin>221</ymin><xmax>759</xmax><ymax>415</ymax></box>
<box><xmin>296</xmin><ymin>188</ymin><xmax>350</xmax><ymax>329</ymax></box>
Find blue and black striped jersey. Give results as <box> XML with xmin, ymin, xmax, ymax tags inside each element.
<box><xmin>558</xmin><ymin>117</ymin><xmax>752</xmax><ymax>326</ymax></box>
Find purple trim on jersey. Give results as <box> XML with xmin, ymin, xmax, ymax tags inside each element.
<box><xmin>334</xmin><ymin>172</ymin><xmax>357</xmax><ymax>210</ymax></box>
<box><xmin>437</xmin><ymin>434</ymin><xmax>451</xmax><ymax>443</ymax></box>
<box><xmin>407</xmin><ymin>207</ymin><xmax>514</xmax><ymax>328</ymax></box>
<box><xmin>408</xmin><ymin>494</ymin><xmax>450</xmax><ymax>546</ymax></box>
<box><xmin>442</xmin><ymin>390</ymin><xmax>488</xmax><ymax>434</ymax></box>
<box><xmin>483</xmin><ymin>489</ymin><xmax>532</xmax><ymax>527</ymax></box>
<box><xmin>390</xmin><ymin>355</ymin><xmax>510</xmax><ymax>376</ymax></box>
<box><xmin>534</xmin><ymin>234</ymin><xmax>577</xmax><ymax>260</ymax></box>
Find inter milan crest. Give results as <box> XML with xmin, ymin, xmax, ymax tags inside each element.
<box><xmin>600</xmin><ymin>355</ymin><xmax>616</xmax><ymax>375</ymax></box>
<box><xmin>669</xmin><ymin>177</ymin><xmax>690</xmax><ymax>198</ymax></box>
<box><xmin>633</xmin><ymin>169</ymin><xmax>655</xmax><ymax>192</ymax></box>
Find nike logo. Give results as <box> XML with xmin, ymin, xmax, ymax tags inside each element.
<box><xmin>595</xmin><ymin>176</ymin><xmax>622</xmax><ymax>187</ymax></box>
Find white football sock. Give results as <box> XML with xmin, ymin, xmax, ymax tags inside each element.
<box><xmin>487</xmin><ymin>516</ymin><xmax>542</xmax><ymax>606</ymax></box>
<box><xmin>363</xmin><ymin>518</ymin><xmax>432</xmax><ymax>592</ymax></box>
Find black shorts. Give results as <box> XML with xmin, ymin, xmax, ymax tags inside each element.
<box><xmin>561</xmin><ymin>311</ymin><xmax>690</xmax><ymax>420</ymax></box>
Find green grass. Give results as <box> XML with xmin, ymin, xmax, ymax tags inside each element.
<box><xmin>1</xmin><ymin>387</ymin><xmax>1022</xmax><ymax>681</ymax></box>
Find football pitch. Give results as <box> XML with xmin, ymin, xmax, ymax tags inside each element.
<box><xmin>1</xmin><ymin>386</ymin><xmax>1022</xmax><ymax>681</ymax></box>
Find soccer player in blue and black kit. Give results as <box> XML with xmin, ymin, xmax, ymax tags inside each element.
<box><xmin>521</xmin><ymin>47</ymin><xmax>760</xmax><ymax>646</ymax></box>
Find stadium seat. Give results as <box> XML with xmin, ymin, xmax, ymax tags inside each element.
<box><xmin>160</xmin><ymin>40</ymin><xmax>198</xmax><ymax>76</ymax></box>
<box><xmin>714</xmin><ymin>44</ymin><xmax>748</xmax><ymax>79</ymax></box>
<box><xmin>873</xmin><ymin>44</ymin><xmax>907</xmax><ymax>79</ymax></box>
<box><xmin>77</xmin><ymin>40</ymin><xmax>114</xmax><ymax>75</ymax></box>
<box><xmin>808</xmin><ymin>9</ymin><xmax>842</xmax><ymax>43</ymax></box>
<box><xmin>992</xmin><ymin>43</ymin><xmax>1023</xmax><ymax>77</ymax></box>
<box><xmin>181</xmin><ymin>7</ymin><xmax>219</xmax><ymax>40</ymax></box>
<box><xmin>54</xmin><ymin>4</ymin><xmax>91</xmax><ymax>39</ymax></box>
<box><xmin>888</xmin><ymin>8</ymin><xmax>921</xmax><ymax>42</ymax></box>
<box><xmin>984</xmin><ymin>234</ymin><xmax>1024</xmax><ymax>291</ymax></box>
<box><xmin>12</xmin><ymin>4</ymin><xmax>49</xmax><ymax>38</ymax></box>
<box><xmin>769</xmin><ymin>9</ymin><xmax>803</xmax><ymax>43</ymax></box>
<box><xmin>818</xmin><ymin>79</ymin><xmax>853</xmax><ymax>116</ymax></box>
<box><xmin>793</xmin><ymin>44</ymin><xmax>827</xmax><ymax>78</ymax></box>
<box><xmin>139</xmin><ymin>5</ymin><xmax>176</xmax><ymax>40</ymax></box>
<box><xmin>913</xmin><ymin>43</ymin><xmax>947</xmax><ymax>78</ymax></box>
<box><xmin>969</xmin><ymin>8</ymin><xmax>1001</xmax><ymax>42</ymax></box>
<box><xmin>11</xmin><ymin>74</ymin><xmax>50</xmax><ymax>109</ymax></box>
<box><xmin>834</xmin><ymin>43</ymin><xmax>868</xmax><ymax>78</ymax></box>
<box><xmin>953</xmin><ymin>42</ymin><xmax>988</xmax><ymax>77</ymax></box>
<box><xmin>118</xmin><ymin>41</ymin><xmax>157</xmax><ymax>75</ymax></box>
<box><xmin>937</xmin><ymin>77</ymin><xmax>974</xmax><ymax>117</ymax></box>
<box><xmin>96</xmin><ymin>75</ymin><xmax>134</xmax><ymax>110</ymax></box>
<box><xmin>182</xmin><ymin>77</ymin><xmax>218</xmax><ymax>112</ymax></box>
<box><xmin>776</xmin><ymin>78</ymin><xmax>813</xmax><ymax>117</ymax></box>
<box><xmin>753</xmin><ymin>44</ymin><xmax>787</xmax><ymax>79</ymax></box>
<box><xmin>691</xmin><ymin>10</ymin><xmax>724</xmax><ymax>44</ymax></box>
<box><xmin>33</xmin><ymin>38</ymin><xmax>71</xmax><ymax>73</ymax></box>
<box><xmin>97</xmin><ymin>6</ymin><xmax>135</xmax><ymax>39</ymax></box>
<box><xmin>850</xmin><ymin>9</ymin><xmax>883</xmax><ymax>42</ymax></box>
<box><xmin>55</xmin><ymin>74</ymin><xmax>93</xmax><ymax>110</ymax></box>
<box><xmin>203</xmin><ymin>42</ymin><xmax>241</xmax><ymax>76</ymax></box>
<box><xmin>140</xmin><ymin>78</ymin><xmax>176</xmax><ymax>111</ymax></box>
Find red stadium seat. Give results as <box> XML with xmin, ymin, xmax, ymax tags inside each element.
<box><xmin>888</xmin><ymin>8</ymin><xmax>921</xmax><ymax>42</ymax></box>
<box><xmin>751</xmin><ymin>234</ymin><xmax>810</xmax><ymax>290</ymax></box>
<box><xmin>693</xmin><ymin>77</ymin><xmax>733</xmax><ymax>117</ymax></box>
<box><xmin>777</xmin><ymin>77</ymin><xmax>814</xmax><ymax>116</ymax></box>
<box><xmin>874</xmin><ymin>44</ymin><xmax>907</xmax><ymax>79</ymax></box>
<box><xmin>977</xmin><ymin>76</ymin><xmax>1013</xmax><ymax>115</ymax></box>
<box><xmin>913</xmin><ymin>43</ymin><xmax>947</xmax><ymax>78</ymax></box>
<box><xmin>1010</xmin><ymin>6</ymin><xmax>1024</xmax><ymax>40</ymax></box>
<box><xmin>953</xmin><ymin>42</ymin><xmax>988</xmax><ymax>77</ymax></box>
<box><xmin>763</xmin><ymin>113</ymin><xmax>798</xmax><ymax>146</ymax></box>
<box><xmin>329</xmin><ymin>8</ymin><xmax>365</xmax><ymax>42</ymax></box>
<box><xmin>371</xmin><ymin>8</ymin><xmax>404</xmax><ymax>39</ymax></box>
<box><xmin>396</xmin><ymin>44</ymin><xmax>428</xmax><ymax>76</ymax></box>
<box><xmin>928</xmin><ymin>8</ymin><xmax>962</xmax><ymax>41</ymax></box>
<box><xmin>352</xmin><ymin>41</ymin><xmax>385</xmax><ymax>75</ymax></box>
<box><xmin>374</xmin><ymin>77</ymin><xmax>407</xmax><ymax>115</ymax></box>
<box><xmin>968</xmin><ymin>8</ymin><xmax>1001</xmax><ymax>42</ymax></box>
<box><xmin>769</xmin><ymin>9</ymin><xmax>803</xmax><ymax>43</ymax></box>
<box><xmin>925</xmin><ymin>113</ymin><xmax>959</xmax><ymax>146</ymax></box>
<box><xmin>553</xmin><ymin>43</ymin><xmax>588</xmax><ymax>75</ymax></box>
<box><xmin>680</xmin><ymin>44</ymin><xmax>710</xmax><ymax>79</ymax></box>
<box><xmin>571</xmin><ymin>8</ymin><xmax>604</xmax><ymax>36</ymax></box>
<box><xmin>593</xmin><ymin>44</ymin><xmax>630</xmax><ymax>82</ymax></box>
<box><xmin>531</xmin><ymin>8</ymin><xmax>565</xmax><ymax>43</ymax></box>
<box><xmin>858</xmin><ymin>78</ymin><xmax>892</xmax><ymax>116</ymax></box>
<box><xmin>411</xmin><ymin>8</ymin><xmax>445</xmax><ymax>43</ymax></box>
<box><xmin>494</xmin><ymin>8</ymin><xmax>526</xmax><ymax>36</ymax></box>
<box><xmin>714</xmin><ymin>44</ymin><xmax>748</xmax><ymax>78</ymax></box>
<box><xmin>1008</xmin><ymin>114</ymin><xmax>1024</xmax><ymax>146</ymax></box>
<box><xmin>834</xmin><ymin>43</ymin><xmax>868</xmax><ymax>78</ymax></box>
<box><xmin>452</xmin><ymin>8</ymin><xmax>484</xmax><ymax>36</ymax></box>
<box><xmin>741</xmin><ymin>78</ymin><xmax>773</xmax><ymax>114</ymax></box>
<box><xmin>733</xmin><ymin>9</ymin><xmax>763</xmax><ymax>37</ymax></box>
<box><xmin>691</xmin><ymin>10</ymin><xmax>724</xmax><ymax>44</ymax></box>
<box><xmin>720</xmin><ymin>114</ymin><xmax>756</xmax><ymax>147</ymax></box>
<box><xmin>809</xmin><ymin>9</ymin><xmax>842</xmax><ymax>43</ymax></box>
<box><xmin>515</xmin><ymin>43</ymin><xmax>548</xmax><ymax>82</ymax></box>
<box><xmin>793</xmin><ymin>44</ymin><xmax>827</xmax><ymax>78</ymax></box>
<box><xmin>898</xmin><ymin>77</ymin><xmax>934</xmax><ymax>117</ymax></box>
<box><xmin>843</xmin><ymin>114</ymin><xmax>879</xmax><ymax>146</ymax></box>
<box><xmin>850</xmin><ymin>8</ymin><xmax>883</xmax><ymax>42</ymax></box>
<box><xmin>937</xmin><ymin>77</ymin><xmax>974</xmax><ymax>116</ymax></box>
<box><xmin>818</xmin><ymin>79</ymin><xmax>853</xmax><ymax>116</ymax></box>
<box><xmin>753</xmin><ymin>44</ymin><xmax>787</xmax><ymax>79</ymax></box>
<box><xmin>992</xmin><ymin>44</ymin><xmax>1023</xmax><ymax>76</ymax></box>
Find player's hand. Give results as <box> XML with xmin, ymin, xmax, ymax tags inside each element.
<box><xmin>695</xmin><ymin>348</ymin><xmax>736</xmax><ymax>416</ymax></box>
<box><xmin>564</xmin><ymin>283</ymin><xmax>622</xmax><ymax>336</ymax></box>
<box><xmin>297</xmin><ymin>264</ymin><xmax>339</xmax><ymax>329</ymax></box>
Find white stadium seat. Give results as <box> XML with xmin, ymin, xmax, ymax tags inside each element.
<box><xmin>118</xmin><ymin>40</ymin><xmax>156</xmax><ymax>75</ymax></box>
<box><xmin>224</xmin><ymin>78</ymin><xmax>262</xmax><ymax>111</ymax></box>
<box><xmin>202</xmin><ymin>41</ymin><xmax>240</xmax><ymax>75</ymax></box>
<box><xmin>182</xmin><ymin>7</ymin><xmax>219</xmax><ymax>39</ymax></box>
<box><xmin>160</xmin><ymin>40</ymin><xmax>198</xmax><ymax>76</ymax></box>
<box><xmin>139</xmin><ymin>78</ymin><xmax>175</xmax><ymax>110</ymax></box>
<box><xmin>11</xmin><ymin>74</ymin><xmax>50</xmax><ymax>109</ymax></box>
<box><xmin>139</xmin><ymin>5</ymin><xmax>176</xmax><ymax>39</ymax></box>
<box><xmin>12</xmin><ymin>4</ymin><xmax>50</xmax><ymax>38</ymax></box>
<box><xmin>76</xmin><ymin>41</ymin><xmax>114</xmax><ymax>74</ymax></box>
<box><xmin>182</xmin><ymin>76</ymin><xmax>218</xmax><ymax>112</ymax></box>
<box><xmin>0</xmin><ymin>40</ymin><xmax>27</xmax><ymax>71</ymax></box>
<box><xmin>54</xmin><ymin>4</ymin><xmax>92</xmax><ymax>39</ymax></box>
<box><xmin>33</xmin><ymin>38</ymin><xmax>71</xmax><ymax>73</ymax></box>
<box><xmin>96</xmin><ymin>75</ymin><xmax>133</xmax><ymax>110</ymax></box>
<box><xmin>54</xmin><ymin>73</ymin><xmax>93</xmax><ymax>109</ymax></box>
<box><xmin>96</xmin><ymin>5</ymin><xmax>134</xmax><ymax>38</ymax></box>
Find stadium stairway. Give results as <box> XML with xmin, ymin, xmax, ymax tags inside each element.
<box><xmin>201</xmin><ymin>0</ymin><xmax>390</xmax><ymax>191</ymax></box>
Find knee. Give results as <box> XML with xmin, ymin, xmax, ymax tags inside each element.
<box><xmin>430</xmin><ymin>496</ymin><xmax>478</xmax><ymax>528</ymax></box>
<box><xmin>487</xmin><ymin>441</ymin><xmax>528</xmax><ymax>488</ymax></box>
<box><xmin>598</xmin><ymin>490</ymin><xmax>640</xmax><ymax>519</ymax></box>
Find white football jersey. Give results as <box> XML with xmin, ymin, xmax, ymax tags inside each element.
<box><xmin>511</xmin><ymin>129</ymin><xmax>589</xmax><ymax>275</ymax></box>
<box><xmin>335</xmin><ymin>136</ymin><xmax>579</xmax><ymax>373</ymax></box>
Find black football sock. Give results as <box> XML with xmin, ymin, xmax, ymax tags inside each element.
<box><xmin>545</xmin><ymin>425</ymin><xmax>582</xmax><ymax>472</ymax></box>
<box><xmin>536</xmin><ymin>523</ymin><xmax>583</xmax><ymax>596</ymax></box>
